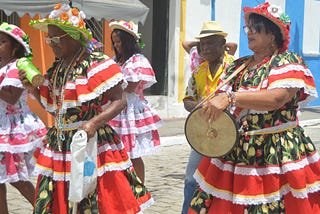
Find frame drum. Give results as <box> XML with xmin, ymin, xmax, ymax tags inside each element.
<box><xmin>184</xmin><ymin>107</ymin><xmax>239</xmax><ymax>157</ymax></box>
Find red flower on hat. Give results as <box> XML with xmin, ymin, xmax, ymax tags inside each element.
<box><xmin>12</xmin><ymin>28</ymin><xmax>23</xmax><ymax>38</ymax></box>
<box><xmin>123</xmin><ymin>22</ymin><xmax>132</xmax><ymax>30</ymax></box>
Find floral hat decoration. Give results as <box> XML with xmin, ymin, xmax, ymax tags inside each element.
<box><xmin>109</xmin><ymin>20</ymin><xmax>140</xmax><ymax>40</ymax></box>
<box><xmin>243</xmin><ymin>2</ymin><xmax>291</xmax><ymax>53</ymax></box>
<box><xmin>0</xmin><ymin>22</ymin><xmax>32</xmax><ymax>58</ymax></box>
<box><xmin>29</xmin><ymin>3</ymin><xmax>93</xmax><ymax>47</ymax></box>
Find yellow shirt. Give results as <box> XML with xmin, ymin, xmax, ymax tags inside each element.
<box><xmin>184</xmin><ymin>53</ymin><xmax>234</xmax><ymax>101</ymax></box>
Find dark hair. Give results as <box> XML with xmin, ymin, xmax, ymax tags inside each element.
<box><xmin>111</xmin><ymin>29</ymin><xmax>141</xmax><ymax>63</ymax></box>
<box><xmin>248</xmin><ymin>13</ymin><xmax>284</xmax><ymax>49</ymax></box>
<box><xmin>5</xmin><ymin>35</ymin><xmax>25</xmax><ymax>58</ymax></box>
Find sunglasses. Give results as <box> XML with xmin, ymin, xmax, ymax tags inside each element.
<box><xmin>243</xmin><ymin>25</ymin><xmax>258</xmax><ymax>34</ymax></box>
<box><xmin>45</xmin><ymin>33</ymin><xmax>68</xmax><ymax>44</ymax></box>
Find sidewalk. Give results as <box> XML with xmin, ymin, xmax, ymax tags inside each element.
<box><xmin>6</xmin><ymin>107</ymin><xmax>320</xmax><ymax>214</ymax></box>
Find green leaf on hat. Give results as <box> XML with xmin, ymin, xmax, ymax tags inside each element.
<box><xmin>279</xmin><ymin>13</ymin><xmax>290</xmax><ymax>24</ymax></box>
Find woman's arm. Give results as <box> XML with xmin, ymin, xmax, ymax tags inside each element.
<box><xmin>124</xmin><ymin>81</ymin><xmax>140</xmax><ymax>93</ymax></box>
<box><xmin>19</xmin><ymin>69</ymin><xmax>42</xmax><ymax>104</ymax></box>
<box><xmin>234</xmin><ymin>88</ymin><xmax>299</xmax><ymax>110</ymax></box>
<box><xmin>182</xmin><ymin>41</ymin><xmax>200</xmax><ymax>54</ymax></box>
<box><xmin>225</xmin><ymin>42</ymin><xmax>238</xmax><ymax>56</ymax></box>
<box><xmin>0</xmin><ymin>86</ymin><xmax>23</xmax><ymax>105</ymax></box>
<box><xmin>202</xmin><ymin>88</ymin><xmax>299</xmax><ymax>121</ymax></box>
<box><xmin>183</xmin><ymin>97</ymin><xmax>200</xmax><ymax>112</ymax></box>
<box><xmin>79</xmin><ymin>82</ymin><xmax>127</xmax><ymax>138</ymax></box>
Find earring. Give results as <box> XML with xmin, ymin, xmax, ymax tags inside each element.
<box><xmin>11</xmin><ymin>50</ymin><xmax>16</xmax><ymax>58</ymax></box>
<box><xmin>269</xmin><ymin>42</ymin><xmax>276</xmax><ymax>52</ymax></box>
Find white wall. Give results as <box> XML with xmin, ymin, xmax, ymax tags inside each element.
<box><xmin>184</xmin><ymin>0</ymin><xmax>212</xmax><ymax>83</ymax></box>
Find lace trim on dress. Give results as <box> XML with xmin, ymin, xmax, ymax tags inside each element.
<box><xmin>122</xmin><ymin>54</ymin><xmax>157</xmax><ymax>89</ymax></box>
<box><xmin>0</xmin><ymin>138</ymin><xmax>43</xmax><ymax>153</ymax></box>
<box><xmin>211</xmin><ymin>152</ymin><xmax>320</xmax><ymax>176</ymax></box>
<box><xmin>268</xmin><ymin>80</ymin><xmax>318</xmax><ymax>106</ymax></box>
<box><xmin>0</xmin><ymin>60</ymin><xmax>24</xmax><ymax>89</ymax></box>
<box><xmin>33</xmin><ymin>160</ymin><xmax>132</xmax><ymax>181</ymax></box>
<box><xmin>194</xmin><ymin>168</ymin><xmax>320</xmax><ymax>205</ymax></box>
<box><xmin>139</xmin><ymin>197</ymin><xmax>155</xmax><ymax>212</ymax></box>
<box><xmin>41</xmin><ymin>69</ymin><xmax>124</xmax><ymax>113</ymax></box>
<box><xmin>32</xmin><ymin>143</ymin><xmax>132</xmax><ymax>181</ymax></box>
<box><xmin>111</xmin><ymin>120</ymin><xmax>164</xmax><ymax>135</ymax></box>
<box><xmin>86</xmin><ymin>58</ymin><xmax>117</xmax><ymax>78</ymax></box>
<box><xmin>269</xmin><ymin>63</ymin><xmax>314</xmax><ymax>77</ymax></box>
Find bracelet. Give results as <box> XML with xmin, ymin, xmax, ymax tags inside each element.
<box><xmin>226</xmin><ymin>91</ymin><xmax>236</xmax><ymax>109</ymax></box>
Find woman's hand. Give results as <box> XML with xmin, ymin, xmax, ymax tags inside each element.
<box><xmin>19</xmin><ymin>69</ymin><xmax>42</xmax><ymax>102</ymax></box>
<box><xmin>78</xmin><ymin>83</ymin><xmax>126</xmax><ymax>139</ymax></box>
<box><xmin>79</xmin><ymin>120</ymin><xmax>98</xmax><ymax>139</ymax></box>
<box><xmin>18</xmin><ymin>70</ymin><xmax>35</xmax><ymax>91</ymax></box>
<box><xmin>201</xmin><ymin>93</ymin><xmax>229</xmax><ymax>122</ymax></box>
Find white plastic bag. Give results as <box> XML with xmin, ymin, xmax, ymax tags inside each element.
<box><xmin>69</xmin><ymin>130</ymin><xmax>98</xmax><ymax>204</ymax></box>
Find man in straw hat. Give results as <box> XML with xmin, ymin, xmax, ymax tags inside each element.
<box><xmin>182</xmin><ymin>40</ymin><xmax>237</xmax><ymax>73</ymax></box>
<box><xmin>182</xmin><ymin>20</ymin><xmax>235</xmax><ymax>214</ymax></box>
<box><xmin>19</xmin><ymin>2</ymin><xmax>154</xmax><ymax>213</ymax></box>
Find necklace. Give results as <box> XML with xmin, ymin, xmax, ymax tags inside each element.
<box><xmin>51</xmin><ymin>48</ymin><xmax>86</xmax><ymax>150</ymax></box>
<box><xmin>237</xmin><ymin>51</ymin><xmax>278</xmax><ymax>132</ymax></box>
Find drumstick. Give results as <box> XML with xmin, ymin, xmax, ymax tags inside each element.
<box><xmin>195</xmin><ymin>58</ymin><xmax>253</xmax><ymax>109</ymax></box>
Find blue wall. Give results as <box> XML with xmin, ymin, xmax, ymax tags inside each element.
<box><xmin>286</xmin><ymin>0</ymin><xmax>320</xmax><ymax>106</ymax></box>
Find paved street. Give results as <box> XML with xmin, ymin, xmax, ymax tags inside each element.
<box><xmin>6</xmin><ymin>108</ymin><xmax>320</xmax><ymax>214</ymax></box>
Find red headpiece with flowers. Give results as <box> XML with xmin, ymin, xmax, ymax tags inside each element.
<box><xmin>243</xmin><ymin>2</ymin><xmax>291</xmax><ymax>53</ymax></box>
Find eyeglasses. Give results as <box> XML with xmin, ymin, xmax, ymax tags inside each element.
<box><xmin>243</xmin><ymin>25</ymin><xmax>257</xmax><ymax>34</ymax></box>
<box><xmin>45</xmin><ymin>33</ymin><xmax>68</xmax><ymax>44</ymax></box>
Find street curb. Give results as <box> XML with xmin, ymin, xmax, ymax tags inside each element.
<box><xmin>299</xmin><ymin>119</ymin><xmax>320</xmax><ymax>127</ymax></box>
<box><xmin>160</xmin><ymin>135</ymin><xmax>187</xmax><ymax>147</ymax></box>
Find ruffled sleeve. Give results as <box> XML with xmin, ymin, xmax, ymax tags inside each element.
<box><xmin>122</xmin><ymin>53</ymin><xmax>157</xmax><ymax>89</ymax></box>
<box><xmin>267</xmin><ymin>52</ymin><xmax>318</xmax><ymax>106</ymax></box>
<box><xmin>40</xmin><ymin>53</ymin><xmax>124</xmax><ymax>112</ymax></box>
<box><xmin>0</xmin><ymin>59</ymin><xmax>24</xmax><ymax>89</ymax></box>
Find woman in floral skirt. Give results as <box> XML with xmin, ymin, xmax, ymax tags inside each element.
<box><xmin>188</xmin><ymin>2</ymin><xmax>320</xmax><ymax>213</ymax></box>
<box><xmin>20</xmin><ymin>3</ymin><xmax>153</xmax><ymax>213</ymax></box>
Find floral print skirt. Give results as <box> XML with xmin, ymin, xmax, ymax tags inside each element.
<box><xmin>32</xmin><ymin>126</ymin><xmax>153</xmax><ymax>214</ymax></box>
<box><xmin>189</xmin><ymin>125</ymin><xmax>320</xmax><ymax>214</ymax></box>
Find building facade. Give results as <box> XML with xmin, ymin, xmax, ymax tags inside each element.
<box><xmin>142</xmin><ymin>0</ymin><xmax>320</xmax><ymax>119</ymax></box>
<box><xmin>1</xmin><ymin>0</ymin><xmax>319</xmax><ymax>122</ymax></box>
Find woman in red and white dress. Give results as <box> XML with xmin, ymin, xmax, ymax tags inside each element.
<box><xmin>0</xmin><ymin>22</ymin><xmax>47</xmax><ymax>213</ymax></box>
<box><xmin>109</xmin><ymin>20</ymin><xmax>164</xmax><ymax>183</ymax></box>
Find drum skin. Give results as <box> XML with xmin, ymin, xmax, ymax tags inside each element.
<box><xmin>184</xmin><ymin>107</ymin><xmax>239</xmax><ymax>157</ymax></box>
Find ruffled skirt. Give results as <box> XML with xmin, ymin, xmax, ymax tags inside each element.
<box><xmin>32</xmin><ymin>125</ymin><xmax>153</xmax><ymax>213</ymax></box>
<box><xmin>0</xmin><ymin>112</ymin><xmax>46</xmax><ymax>183</ymax></box>
<box><xmin>109</xmin><ymin>93</ymin><xmax>164</xmax><ymax>158</ymax></box>
<box><xmin>189</xmin><ymin>126</ymin><xmax>320</xmax><ymax>213</ymax></box>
